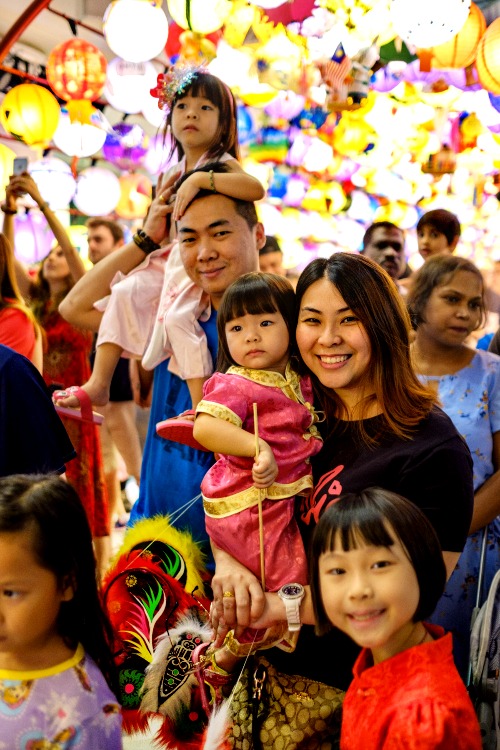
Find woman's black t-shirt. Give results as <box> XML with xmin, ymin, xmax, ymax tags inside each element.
<box><xmin>267</xmin><ymin>406</ymin><xmax>474</xmax><ymax>689</ymax></box>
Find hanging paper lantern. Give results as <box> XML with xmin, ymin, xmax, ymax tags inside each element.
<box><xmin>0</xmin><ymin>84</ymin><xmax>60</xmax><ymax>147</ymax></box>
<box><xmin>165</xmin><ymin>21</ymin><xmax>221</xmax><ymax>61</ymax></box>
<box><xmin>103</xmin><ymin>123</ymin><xmax>148</xmax><ymax>171</ymax></box>
<box><xmin>0</xmin><ymin>143</ymin><xmax>16</xmax><ymax>199</ymax></box>
<box><xmin>144</xmin><ymin>132</ymin><xmax>177</xmax><ymax>175</ymax></box>
<box><xmin>263</xmin><ymin>0</ymin><xmax>316</xmax><ymax>25</ymax></box>
<box><xmin>104</xmin><ymin>58</ymin><xmax>158</xmax><ymax>115</ymax></box>
<box><xmin>142</xmin><ymin>90</ymin><xmax>167</xmax><ymax>128</ymax></box>
<box><xmin>237</xmin><ymin>105</ymin><xmax>255</xmax><ymax>145</ymax></box>
<box><xmin>53</xmin><ymin>108</ymin><xmax>106</xmax><ymax>158</ymax></box>
<box><xmin>264</xmin><ymin>91</ymin><xmax>305</xmax><ymax>121</ymax></box>
<box><xmin>46</xmin><ymin>39</ymin><xmax>107</xmax><ymax>102</ymax></box>
<box><xmin>29</xmin><ymin>157</ymin><xmax>76</xmax><ymax>208</ymax></box>
<box><xmin>13</xmin><ymin>211</ymin><xmax>55</xmax><ymax>264</ymax></box>
<box><xmin>476</xmin><ymin>18</ymin><xmax>500</xmax><ymax>96</ymax></box>
<box><xmin>391</xmin><ymin>0</ymin><xmax>471</xmax><ymax>49</ymax></box>
<box><xmin>430</xmin><ymin>2</ymin><xmax>485</xmax><ymax>69</ymax></box>
<box><xmin>74</xmin><ymin>167</ymin><xmax>121</xmax><ymax>216</ymax></box>
<box><xmin>167</xmin><ymin>0</ymin><xmax>231</xmax><ymax>34</ymax></box>
<box><xmin>103</xmin><ymin>0</ymin><xmax>169</xmax><ymax>63</ymax></box>
<box><xmin>115</xmin><ymin>173</ymin><xmax>152</xmax><ymax>220</ymax></box>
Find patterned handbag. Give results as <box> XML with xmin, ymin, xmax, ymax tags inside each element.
<box><xmin>229</xmin><ymin>655</ymin><xmax>344</xmax><ymax>750</ymax></box>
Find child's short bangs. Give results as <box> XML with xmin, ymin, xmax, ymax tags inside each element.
<box><xmin>320</xmin><ymin>508</ymin><xmax>396</xmax><ymax>555</ymax></box>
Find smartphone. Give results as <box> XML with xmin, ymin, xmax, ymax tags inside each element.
<box><xmin>13</xmin><ymin>157</ymin><xmax>28</xmax><ymax>175</ymax></box>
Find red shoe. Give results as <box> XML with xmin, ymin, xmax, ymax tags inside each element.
<box><xmin>156</xmin><ymin>410</ymin><xmax>209</xmax><ymax>451</ymax></box>
<box><xmin>53</xmin><ymin>386</ymin><xmax>104</xmax><ymax>425</ymax></box>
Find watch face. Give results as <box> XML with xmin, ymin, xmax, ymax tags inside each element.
<box><xmin>282</xmin><ymin>584</ymin><xmax>303</xmax><ymax>597</ymax></box>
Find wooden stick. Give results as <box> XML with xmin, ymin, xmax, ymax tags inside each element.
<box><xmin>253</xmin><ymin>402</ymin><xmax>266</xmax><ymax>591</ymax></box>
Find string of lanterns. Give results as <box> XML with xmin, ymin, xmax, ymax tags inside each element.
<box><xmin>1</xmin><ymin>0</ymin><xmax>500</xmax><ymax>269</ymax></box>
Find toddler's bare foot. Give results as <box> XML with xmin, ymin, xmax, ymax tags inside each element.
<box><xmin>54</xmin><ymin>381</ymin><xmax>110</xmax><ymax>409</ymax></box>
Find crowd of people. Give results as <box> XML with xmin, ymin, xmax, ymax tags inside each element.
<box><xmin>0</xmin><ymin>63</ymin><xmax>498</xmax><ymax>749</ymax></box>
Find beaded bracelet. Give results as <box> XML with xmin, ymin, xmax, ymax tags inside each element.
<box><xmin>209</xmin><ymin>169</ymin><xmax>217</xmax><ymax>193</ymax></box>
<box><xmin>1</xmin><ymin>206</ymin><xmax>16</xmax><ymax>215</ymax></box>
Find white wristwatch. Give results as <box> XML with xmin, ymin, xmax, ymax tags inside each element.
<box><xmin>278</xmin><ymin>583</ymin><xmax>305</xmax><ymax>632</ymax></box>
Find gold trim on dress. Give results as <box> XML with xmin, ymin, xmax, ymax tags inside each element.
<box><xmin>195</xmin><ymin>400</ymin><xmax>242</xmax><ymax>428</ymax></box>
<box><xmin>203</xmin><ymin>475</ymin><xmax>313</xmax><ymax>517</ymax></box>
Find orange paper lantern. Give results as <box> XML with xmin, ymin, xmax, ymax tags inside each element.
<box><xmin>46</xmin><ymin>39</ymin><xmax>107</xmax><ymax>102</ymax></box>
<box><xmin>431</xmin><ymin>2</ymin><xmax>486</xmax><ymax>69</ymax></box>
<box><xmin>476</xmin><ymin>17</ymin><xmax>500</xmax><ymax>95</ymax></box>
<box><xmin>0</xmin><ymin>84</ymin><xmax>60</xmax><ymax>147</ymax></box>
<box><xmin>116</xmin><ymin>173</ymin><xmax>152</xmax><ymax>220</ymax></box>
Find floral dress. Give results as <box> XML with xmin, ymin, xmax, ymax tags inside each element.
<box><xmin>41</xmin><ymin>303</ymin><xmax>109</xmax><ymax>537</ymax></box>
<box><xmin>419</xmin><ymin>349</ymin><xmax>500</xmax><ymax>678</ymax></box>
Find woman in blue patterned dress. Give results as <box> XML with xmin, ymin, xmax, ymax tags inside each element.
<box><xmin>409</xmin><ymin>254</ymin><xmax>500</xmax><ymax>679</ymax></box>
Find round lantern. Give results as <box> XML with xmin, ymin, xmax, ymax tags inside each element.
<box><xmin>391</xmin><ymin>0</ymin><xmax>471</xmax><ymax>48</ymax></box>
<box><xmin>29</xmin><ymin>157</ymin><xmax>76</xmax><ymax>208</ymax></box>
<box><xmin>74</xmin><ymin>167</ymin><xmax>121</xmax><ymax>216</ymax></box>
<box><xmin>104</xmin><ymin>58</ymin><xmax>158</xmax><ymax>115</ymax></box>
<box><xmin>167</xmin><ymin>0</ymin><xmax>232</xmax><ymax>34</ymax></box>
<box><xmin>53</xmin><ymin>108</ymin><xmax>106</xmax><ymax>158</ymax></box>
<box><xmin>103</xmin><ymin>123</ymin><xmax>148</xmax><ymax>171</ymax></box>
<box><xmin>476</xmin><ymin>18</ymin><xmax>500</xmax><ymax>96</ymax></box>
<box><xmin>431</xmin><ymin>2</ymin><xmax>485</xmax><ymax>69</ymax></box>
<box><xmin>103</xmin><ymin>0</ymin><xmax>169</xmax><ymax>63</ymax></box>
<box><xmin>0</xmin><ymin>84</ymin><xmax>60</xmax><ymax>147</ymax></box>
<box><xmin>46</xmin><ymin>39</ymin><xmax>107</xmax><ymax>102</ymax></box>
<box><xmin>144</xmin><ymin>132</ymin><xmax>176</xmax><ymax>176</ymax></box>
<box><xmin>13</xmin><ymin>211</ymin><xmax>55</xmax><ymax>264</ymax></box>
<box><xmin>0</xmin><ymin>143</ymin><xmax>16</xmax><ymax>199</ymax></box>
<box><xmin>115</xmin><ymin>173</ymin><xmax>152</xmax><ymax>220</ymax></box>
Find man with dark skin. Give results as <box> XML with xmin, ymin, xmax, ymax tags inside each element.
<box><xmin>360</xmin><ymin>221</ymin><xmax>406</xmax><ymax>282</ymax></box>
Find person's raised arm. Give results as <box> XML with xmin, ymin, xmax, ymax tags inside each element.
<box><xmin>173</xmin><ymin>160</ymin><xmax>265</xmax><ymax>220</ymax></box>
<box><xmin>2</xmin><ymin>178</ymin><xmax>31</xmax><ymax>298</ymax></box>
<box><xmin>59</xmin><ymin>170</ymin><xmax>177</xmax><ymax>331</ymax></box>
<box><xmin>9</xmin><ymin>173</ymin><xmax>85</xmax><ymax>285</ymax></box>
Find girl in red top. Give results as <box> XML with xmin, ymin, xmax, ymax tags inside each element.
<box><xmin>310</xmin><ymin>487</ymin><xmax>481</xmax><ymax>750</ymax></box>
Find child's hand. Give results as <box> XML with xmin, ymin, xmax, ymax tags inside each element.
<box><xmin>172</xmin><ymin>173</ymin><xmax>202</xmax><ymax>221</ymax></box>
<box><xmin>252</xmin><ymin>441</ymin><xmax>278</xmax><ymax>489</ymax></box>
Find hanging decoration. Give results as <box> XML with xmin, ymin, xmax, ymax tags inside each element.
<box><xmin>13</xmin><ymin>211</ymin><xmax>55</xmax><ymax>265</ymax></box>
<box><xmin>167</xmin><ymin>0</ymin><xmax>232</xmax><ymax>34</ymax></box>
<box><xmin>104</xmin><ymin>58</ymin><xmax>158</xmax><ymax>114</ymax></box>
<box><xmin>28</xmin><ymin>157</ymin><xmax>76</xmax><ymax>208</ymax></box>
<box><xmin>46</xmin><ymin>39</ymin><xmax>107</xmax><ymax>103</ymax></box>
<box><xmin>103</xmin><ymin>123</ymin><xmax>149</xmax><ymax>171</ymax></box>
<box><xmin>52</xmin><ymin>107</ymin><xmax>107</xmax><ymax>158</ymax></box>
<box><xmin>103</xmin><ymin>0</ymin><xmax>169</xmax><ymax>63</ymax></box>
<box><xmin>115</xmin><ymin>173</ymin><xmax>152</xmax><ymax>219</ymax></box>
<box><xmin>428</xmin><ymin>2</ymin><xmax>485</xmax><ymax>70</ymax></box>
<box><xmin>74</xmin><ymin>167</ymin><xmax>122</xmax><ymax>216</ymax></box>
<box><xmin>391</xmin><ymin>0</ymin><xmax>471</xmax><ymax>49</ymax></box>
<box><xmin>0</xmin><ymin>84</ymin><xmax>60</xmax><ymax>148</ymax></box>
<box><xmin>475</xmin><ymin>18</ymin><xmax>500</xmax><ymax>96</ymax></box>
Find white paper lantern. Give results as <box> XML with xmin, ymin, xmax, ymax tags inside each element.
<box><xmin>53</xmin><ymin>109</ymin><xmax>106</xmax><ymax>158</ymax></box>
<box><xmin>103</xmin><ymin>0</ymin><xmax>168</xmax><ymax>63</ymax></box>
<box><xmin>74</xmin><ymin>167</ymin><xmax>121</xmax><ymax>216</ymax></box>
<box><xmin>142</xmin><ymin>90</ymin><xmax>166</xmax><ymax>129</ymax></box>
<box><xmin>144</xmin><ymin>132</ymin><xmax>177</xmax><ymax>176</ymax></box>
<box><xmin>28</xmin><ymin>157</ymin><xmax>76</xmax><ymax>208</ymax></box>
<box><xmin>104</xmin><ymin>58</ymin><xmax>158</xmax><ymax>115</ymax></box>
<box><xmin>391</xmin><ymin>0</ymin><xmax>471</xmax><ymax>48</ymax></box>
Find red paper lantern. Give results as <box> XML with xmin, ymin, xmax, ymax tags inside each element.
<box><xmin>46</xmin><ymin>39</ymin><xmax>107</xmax><ymax>102</ymax></box>
<box><xmin>476</xmin><ymin>17</ymin><xmax>500</xmax><ymax>95</ymax></box>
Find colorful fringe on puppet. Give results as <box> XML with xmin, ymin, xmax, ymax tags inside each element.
<box><xmin>101</xmin><ymin>515</ymin><xmax>211</xmax><ymax>744</ymax></box>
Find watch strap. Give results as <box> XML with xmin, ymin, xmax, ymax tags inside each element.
<box><xmin>132</xmin><ymin>229</ymin><xmax>160</xmax><ymax>255</ymax></box>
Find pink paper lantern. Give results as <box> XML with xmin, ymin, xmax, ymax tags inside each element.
<box><xmin>14</xmin><ymin>211</ymin><xmax>55</xmax><ymax>264</ymax></box>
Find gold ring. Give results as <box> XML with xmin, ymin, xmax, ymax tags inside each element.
<box><xmin>222</xmin><ymin>591</ymin><xmax>235</xmax><ymax>599</ymax></box>
<box><xmin>158</xmin><ymin>194</ymin><xmax>165</xmax><ymax>203</ymax></box>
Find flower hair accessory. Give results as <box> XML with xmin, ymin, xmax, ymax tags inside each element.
<box><xmin>150</xmin><ymin>63</ymin><xmax>207</xmax><ymax>111</ymax></box>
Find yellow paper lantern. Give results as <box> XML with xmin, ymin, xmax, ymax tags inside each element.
<box><xmin>167</xmin><ymin>0</ymin><xmax>231</xmax><ymax>34</ymax></box>
<box><xmin>476</xmin><ymin>17</ymin><xmax>500</xmax><ymax>95</ymax></box>
<box><xmin>116</xmin><ymin>173</ymin><xmax>152</xmax><ymax>220</ymax></box>
<box><xmin>46</xmin><ymin>39</ymin><xmax>107</xmax><ymax>102</ymax></box>
<box><xmin>430</xmin><ymin>2</ymin><xmax>486</xmax><ymax>69</ymax></box>
<box><xmin>0</xmin><ymin>84</ymin><xmax>60</xmax><ymax>147</ymax></box>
